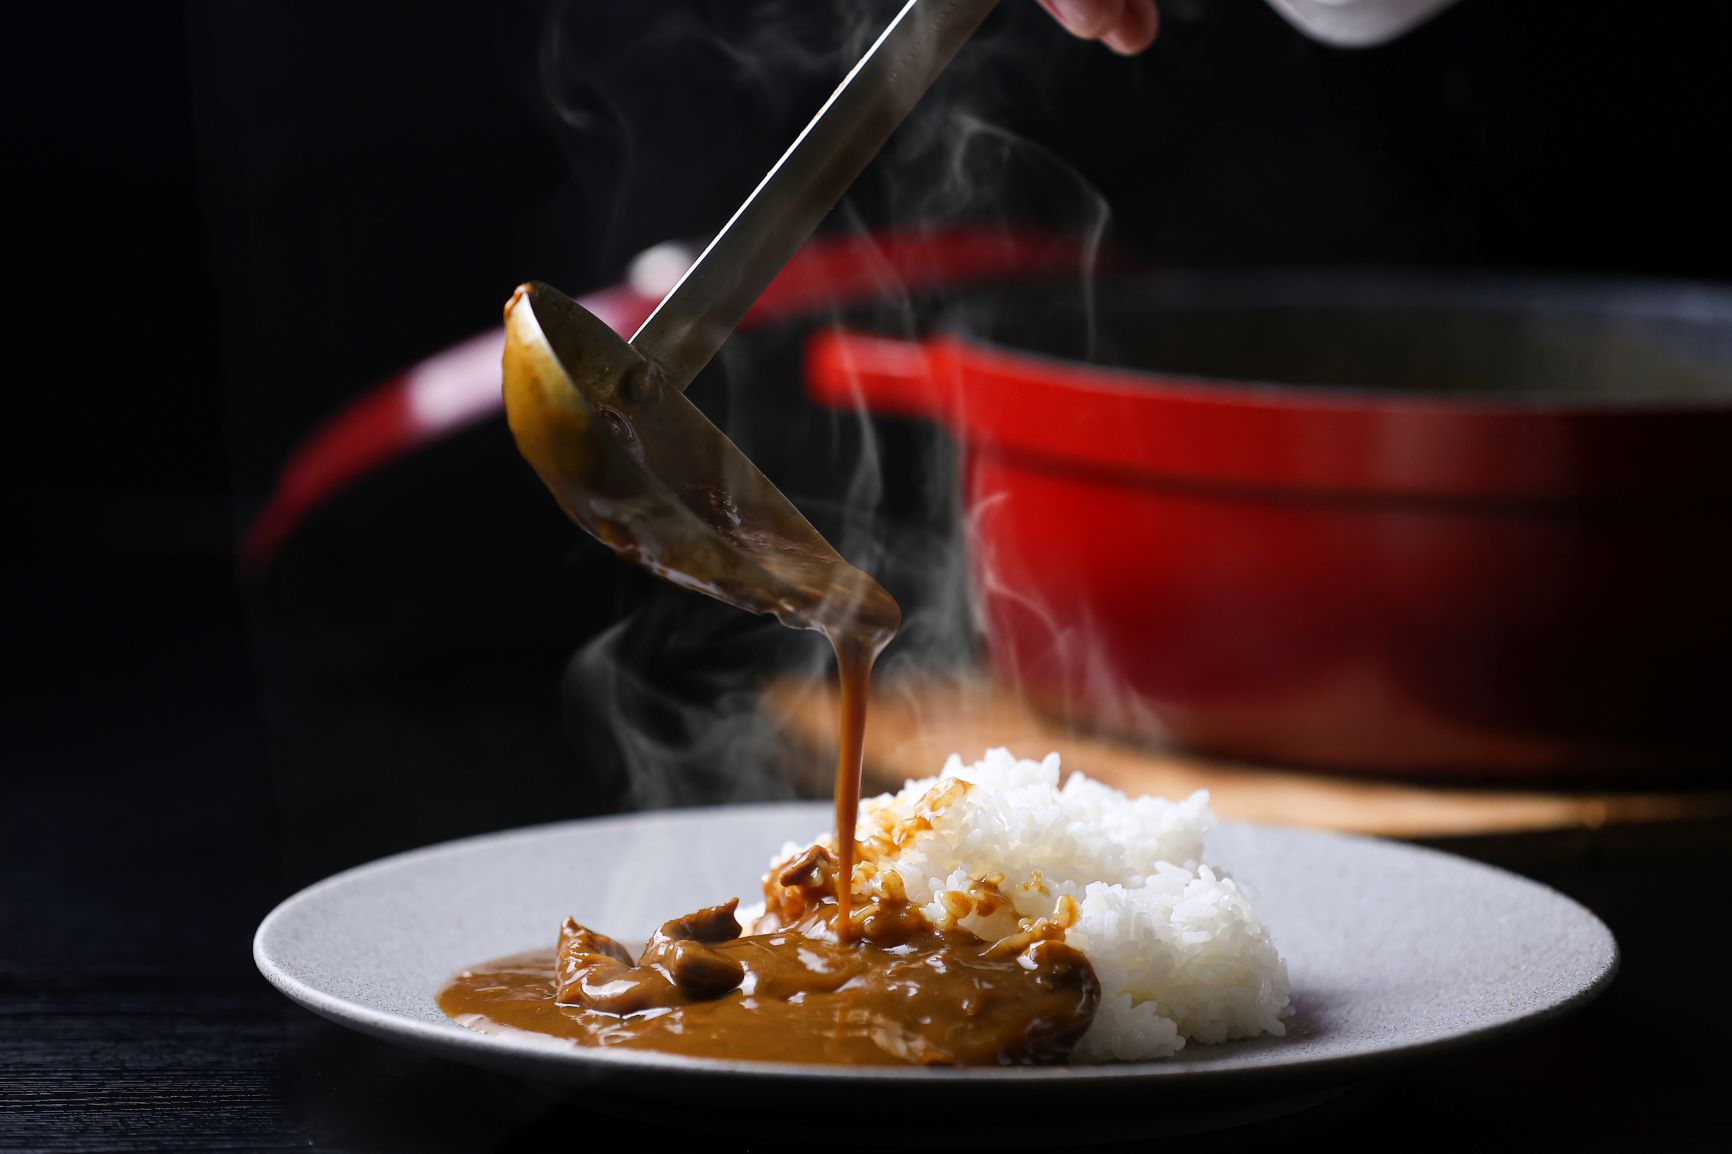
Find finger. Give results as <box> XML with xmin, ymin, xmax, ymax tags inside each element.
<box><xmin>1038</xmin><ymin>0</ymin><xmax>1129</xmax><ymax>42</ymax></box>
<box><xmin>1102</xmin><ymin>0</ymin><xmax>1160</xmax><ymax>55</ymax></box>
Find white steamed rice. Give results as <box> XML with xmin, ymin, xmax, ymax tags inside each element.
<box><xmin>775</xmin><ymin>748</ymin><xmax>1292</xmax><ymax>1062</ymax></box>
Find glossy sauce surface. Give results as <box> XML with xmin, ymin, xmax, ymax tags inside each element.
<box><xmin>437</xmin><ymin>891</ymin><xmax>1099</xmax><ymax>1066</ymax></box>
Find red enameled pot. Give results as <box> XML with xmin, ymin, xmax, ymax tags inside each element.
<box><xmin>807</xmin><ymin>273</ymin><xmax>1732</xmax><ymax>779</ymax></box>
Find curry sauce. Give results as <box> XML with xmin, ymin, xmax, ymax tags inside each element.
<box><xmin>438</xmin><ymin>845</ymin><xmax>1100</xmax><ymax>1066</ymax></box>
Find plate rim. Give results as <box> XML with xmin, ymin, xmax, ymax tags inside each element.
<box><xmin>255</xmin><ymin>802</ymin><xmax>1620</xmax><ymax>1087</ymax></box>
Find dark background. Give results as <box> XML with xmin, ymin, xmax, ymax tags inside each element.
<box><xmin>5</xmin><ymin>0</ymin><xmax>1731</xmax><ymax>1149</ymax></box>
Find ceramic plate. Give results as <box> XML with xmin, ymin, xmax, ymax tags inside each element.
<box><xmin>255</xmin><ymin>803</ymin><xmax>1616</xmax><ymax>1101</ymax></box>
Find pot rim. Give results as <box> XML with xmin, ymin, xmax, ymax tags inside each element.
<box><xmin>939</xmin><ymin>268</ymin><xmax>1732</xmax><ymax>412</ymax></box>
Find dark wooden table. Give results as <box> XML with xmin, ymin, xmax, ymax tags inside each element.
<box><xmin>6</xmin><ymin>547</ymin><xmax>1729</xmax><ymax>1152</ymax></box>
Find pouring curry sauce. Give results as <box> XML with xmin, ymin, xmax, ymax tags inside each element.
<box><xmin>435</xmin><ymin>281</ymin><xmax>1103</xmax><ymax>1066</ymax></box>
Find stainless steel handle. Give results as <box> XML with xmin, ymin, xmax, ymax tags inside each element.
<box><xmin>629</xmin><ymin>0</ymin><xmax>1000</xmax><ymax>391</ymax></box>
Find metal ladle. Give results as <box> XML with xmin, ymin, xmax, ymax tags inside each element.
<box><xmin>502</xmin><ymin>0</ymin><xmax>1000</xmax><ymax>646</ymax></box>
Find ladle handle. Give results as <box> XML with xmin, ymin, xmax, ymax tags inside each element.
<box><xmin>629</xmin><ymin>0</ymin><xmax>1001</xmax><ymax>392</ymax></box>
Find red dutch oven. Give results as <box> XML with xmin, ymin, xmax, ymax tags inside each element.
<box><xmin>807</xmin><ymin>273</ymin><xmax>1732</xmax><ymax>779</ymax></box>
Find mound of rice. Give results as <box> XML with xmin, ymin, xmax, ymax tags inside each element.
<box><xmin>777</xmin><ymin>748</ymin><xmax>1291</xmax><ymax>1062</ymax></box>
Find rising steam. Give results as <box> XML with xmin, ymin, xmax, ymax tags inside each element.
<box><xmin>544</xmin><ymin>0</ymin><xmax>1119</xmax><ymax>810</ymax></box>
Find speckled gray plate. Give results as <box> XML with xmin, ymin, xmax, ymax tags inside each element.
<box><xmin>255</xmin><ymin>802</ymin><xmax>1616</xmax><ymax>1101</ymax></box>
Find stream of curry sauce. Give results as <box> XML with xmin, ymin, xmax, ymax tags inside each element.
<box><xmin>435</xmin><ymin>578</ymin><xmax>1105</xmax><ymax>1065</ymax></box>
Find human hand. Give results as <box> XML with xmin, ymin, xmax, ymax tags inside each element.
<box><xmin>1036</xmin><ymin>0</ymin><xmax>1160</xmax><ymax>56</ymax></box>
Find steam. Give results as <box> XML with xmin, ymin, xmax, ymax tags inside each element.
<box><xmin>545</xmin><ymin>1</ymin><xmax>1120</xmax><ymax>811</ymax></box>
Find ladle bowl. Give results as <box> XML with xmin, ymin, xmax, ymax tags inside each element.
<box><xmin>502</xmin><ymin>281</ymin><xmax>899</xmax><ymax>642</ymax></box>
